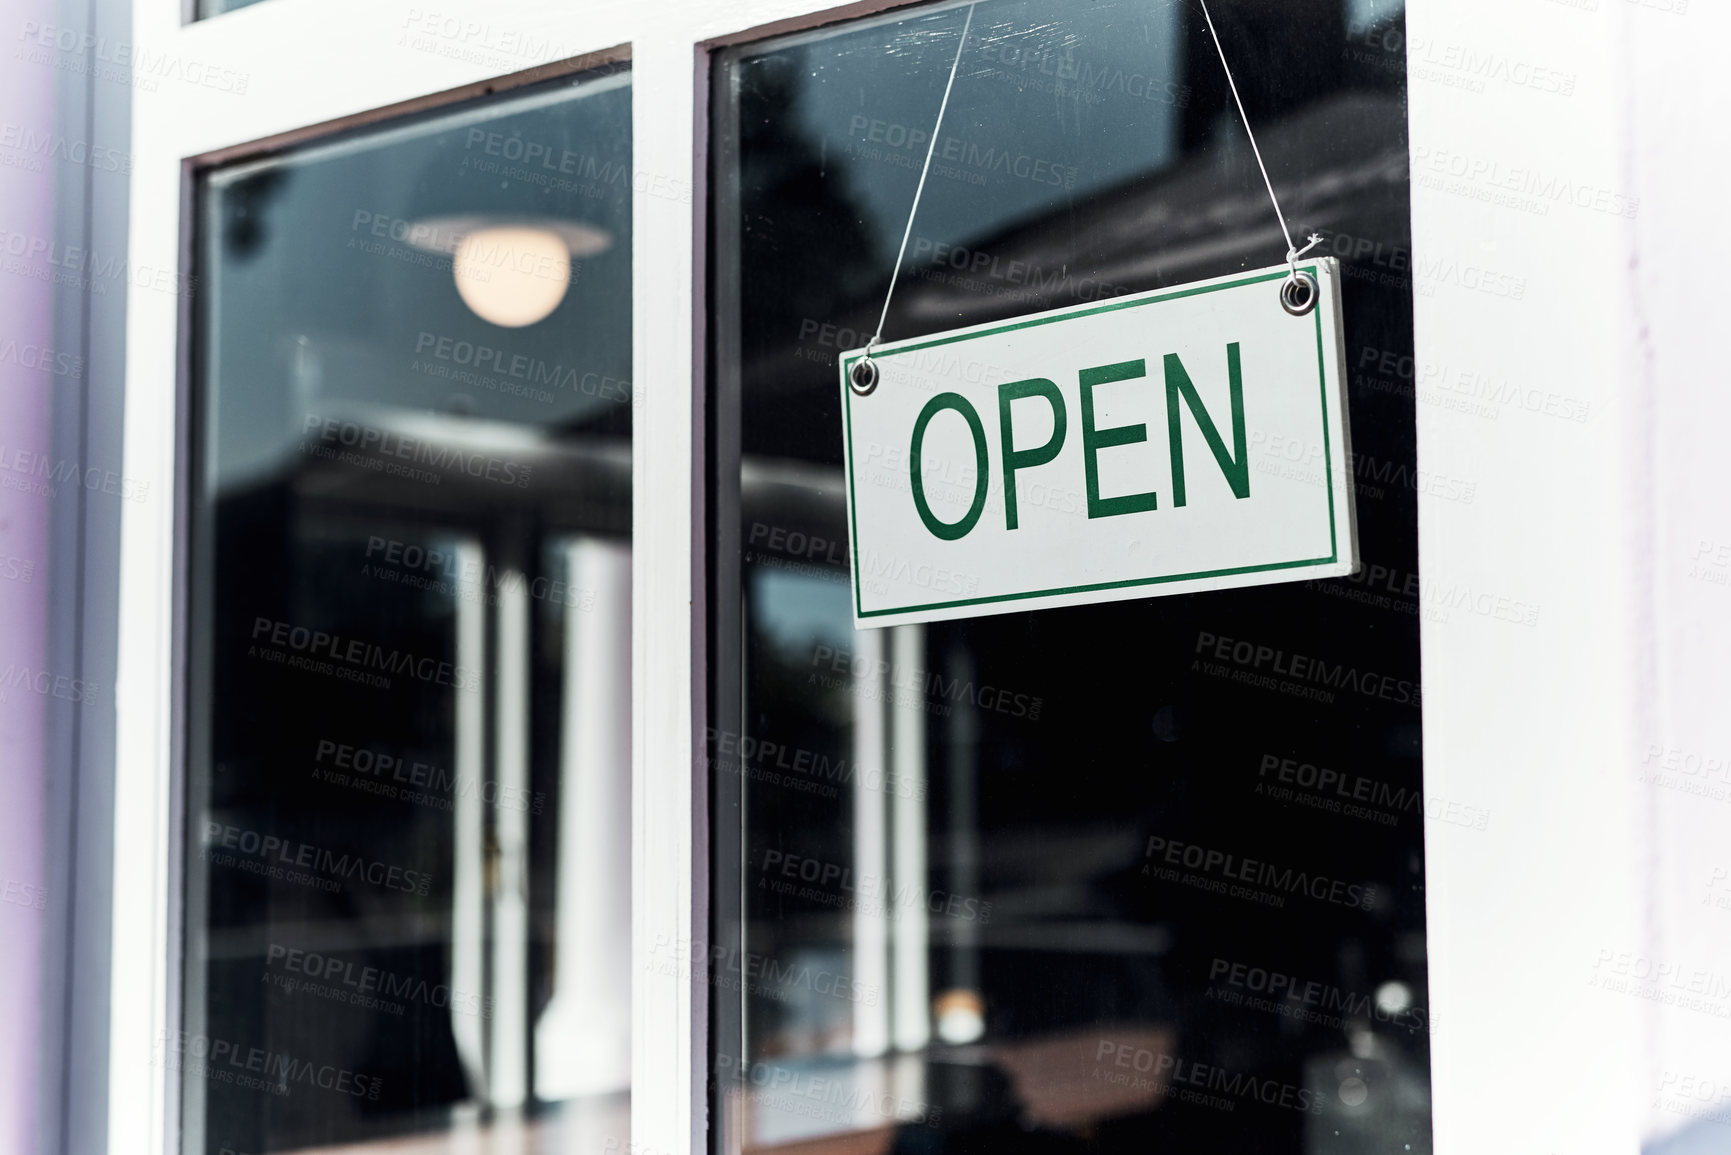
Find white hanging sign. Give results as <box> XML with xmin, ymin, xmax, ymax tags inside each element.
<box><xmin>837</xmin><ymin>259</ymin><xmax>1358</xmax><ymax>628</ymax></box>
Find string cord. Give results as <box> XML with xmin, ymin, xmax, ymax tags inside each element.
<box><xmin>868</xmin><ymin>1</ymin><xmax>978</xmax><ymax>353</ymax></box>
<box><xmin>868</xmin><ymin>0</ymin><xmax>1313</xmax><ymax>364</ymax></box>
<box><xmin>1195</xmin><ymin>0</ymin><xmax>1322</xmax><ymax>278</ymax></box>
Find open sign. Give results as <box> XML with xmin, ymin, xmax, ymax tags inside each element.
<box><xmin>838</xmin><ymin>261</ymin><xmax>1358</xmax><ymax>627</ymax></box>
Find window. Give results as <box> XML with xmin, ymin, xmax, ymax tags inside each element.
<box><xmin>194</xmin><ymin>0</ymin><xmax>268</xmax><ymax>22</ymax></box>
<box><xmin>183</xmin><ymin>63</ymin><xmax>633</xmax><ymax>1154</ymax></box>
<box><xmin>709</xmin><ymin>2</ymin><xmax>1427</xmax><ymax>1152</ymax></box>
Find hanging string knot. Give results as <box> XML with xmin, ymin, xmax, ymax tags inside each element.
<box><xmin>1287</xmin><ymin>233</ymin><xmax>1325</xmax><ymax>271</ymax></box>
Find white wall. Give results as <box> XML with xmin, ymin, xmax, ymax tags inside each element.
<box><xmin>1622</xmin><ymin>1</ymin><xmax>1731</xmax><ymax>1149</ymax></box>
<box><xmin>1411</xmin><ymin>0</ymin><xmax>1731</xmax><ymax>1151</ymax></box>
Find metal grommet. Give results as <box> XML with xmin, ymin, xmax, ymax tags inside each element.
<box><xmin>1280</xmin><ymin>271</ymin><xmax>1319</xmax><ymax>317</ymax></box>
<box><xmin>849</xmin><ymin>357</ymin><xmax>880</xmax><ymax>396</ymax></box>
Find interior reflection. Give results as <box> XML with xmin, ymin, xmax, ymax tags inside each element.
<box><xmin>711</xmin><ymin>1</ymin><xmax>1428</xmax><ymax>1153</ymax></box>
<box><xmin>186</xmin><ymin>67</ymin><xmax>632</xmax><ymax>1154</ymax></box>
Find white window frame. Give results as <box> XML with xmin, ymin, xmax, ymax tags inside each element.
<box><xmin>110</xmin><ymin>0</ymin><xmax>1648</xmax><ymax>1153</ymax></box>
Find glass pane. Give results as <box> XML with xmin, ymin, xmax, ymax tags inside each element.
<box><xmin>183</xmin><ymin>65</ymin><xmax>633</xmax><ymax>1155</ymax></box>
<box><xmin>710</xmin><ymin>2</ymin><xmax>1427</xmax><ymax>1153</ymax></box>
<box><xmin>196</xmin><ymin>0</ymin><xmax>268</xmax><ymax>20</ymax></box>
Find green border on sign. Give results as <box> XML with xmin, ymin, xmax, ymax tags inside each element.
<box><xmin>840</xmin><ymin>265</ymin><xmax>1337</xmax><ymax>619</ymax></box>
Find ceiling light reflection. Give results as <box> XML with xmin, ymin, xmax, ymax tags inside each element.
<box><xmin>454</xmin><ymin>226</ymin><xmax>570</xmax><ymax>328</ymax></box>
<box><xmin>401</xmin><ymin>215</ymin><xmax>612</xmax><ymax>328</ymax></box>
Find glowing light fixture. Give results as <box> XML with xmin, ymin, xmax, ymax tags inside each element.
<box><xmin>454</xmin><ymin>227</ymin><xmax>569</xmax><ymax>328</ymax></box>
<box><xmin>403</xmin><ymin>215</ymin><xmax>611</xmax><ymax>329</ymax></box>
<box><xmin>1374</xmin><ymin>980</ymin><xmax>1412</xmax><ymax>1015</ymax></box>
<box><xmin>933</xmin><ymin>988</ymin><xmax>985</xmax><ymax>1044</ymax></box>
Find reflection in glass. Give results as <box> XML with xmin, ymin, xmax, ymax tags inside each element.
<box><xmin>196</xmin><ymin>0</ymin><xmax>269</xmax><ymax>20</ymax></box>
<box><xmin>185</xmin><ymin>66</ymin><xmax>632</xmax><ymax>1154</ymax></box>
<box><xmin>711</xmin><ymin>1</ymin><xmax>1426</xmax><ymax>1153</ymax></box>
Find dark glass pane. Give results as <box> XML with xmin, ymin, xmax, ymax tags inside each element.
<box><xmin>710</xmin><ymin>2</ymin><xmax>1426</xmax><ymax>1153</ymax></box>
<box><xmin>196</xmin><ymin>0</ymin><xmax>268</xmax><ymax>18</ymax></box>
<box><xmin>185</xmin><ymin>67</ymin><xmax>632</xmax><ymax>1154</ymax></box>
